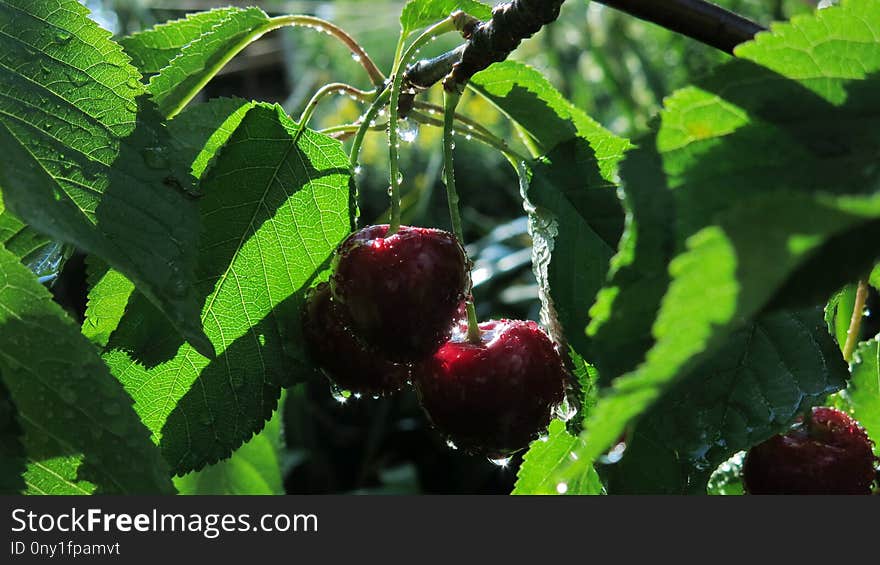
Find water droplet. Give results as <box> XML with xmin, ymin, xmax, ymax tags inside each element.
<box><xmin>488</xmin><ymin>456</ymin><xmax>511</xmax><ymax>468</ymax></box>
<box><xmin>351</xmin><ymin>53</ymin><xmax>361</xmax><ymax>63</ymax></box>
<box><xmin>465</xmin><ymin>134</ymin><xmax>472</xmax><ymax>141</ymax></box>
<box><xmin>386</xmin><ymin>185</ymin><xmax>393</xmax><ymax>196</ymax></box>
<box><xmin>396</xmin><ymin>171</ymin><xmax>404</xmax><ymax>185</ymax></box>
<box><xmin>126</xmin><ymin>78</ymin><xmax>140</xmax><ymax>90</ymax></box>
<box><xmin>55</xmin><ymin>30</ymin><xmax>72</xmax><ymax>43</ymax></box>
<box><xmin>556</xmin><ymin>482</ymin><xmax>568</xmax><ymax>494</ymax></box>
<box><xmin>330</xmin><ymin>384</ymin><xmax>351</xmax><ymax>404</ymax></box>
<box><xmin>371</xmin><ymin>394</ymin><xmax>380</xmax><ymax>400</ymax></box>
<box><xmin>353</xmin><ymin>165</ymin><xmax>363</xmax><ymax>176</ymax></box>
<box><xmin>398</xmin><ymin>118</ymin><xmax>419</xmax><ymax>143</ymax></box>
<box><xmin>446</xmin><ymin>439</ymin><xmax>458</xmax><ymax>450</ymax></box>
<box><xmin>553</xmin><ymin>396</ymin><xmax>578</xmax><ymax>422</ymax></box>
<box><xmin>450</xmin><ymin>140</ymin><xmax>456</xmax><ymax>150</ymax></box>
<box><xmin>66</xmin><ymin>71</ymin><xmax>88</xmax><ymax>87</ymax></box>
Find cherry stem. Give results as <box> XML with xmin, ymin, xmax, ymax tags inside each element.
<box><xmin>349</xmin><ymin>87</ymin><xmax>391</xmax><ymax>171</ymax></box>
<box><xmin>270</xmin><ymin>15</ymin><xmax>385</xmax><ymax>87</ymax></box>
<box><xmin>293</xmin><ymin>83</ymin><xmax>376</xmax><ymax>144</ymax></box>
<box><xmin>443</xmin><ymin>89</ymin><xmax>481</xmax><ymax>344</ymax></box>
<box><xmin>388</xmin><ymin>17</ymin><xmax>458</xmax><ymax>236</ymax></box>
<box><xmin>843</xmin><ymin>278</ymin><xmax>870</xmax><ymax>363</ymax></box>
<box><xmin>408</xmin><ymin>110</ymin><xmax>530</xmax><ymax>164</ymax></box>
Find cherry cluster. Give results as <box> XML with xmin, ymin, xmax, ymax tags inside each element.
<box><xmin>302</xmin><ymin>224</ymin><xmax>567</xmax><ymax>456</ymax></box>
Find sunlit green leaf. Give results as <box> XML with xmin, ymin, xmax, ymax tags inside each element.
<box><xmin>400</xmin><ymin>0</ymin><xmax>491</xmax><ymax>37</ymax></box>
<box><xmin>0</xmin><ymin>245</ymin><xmax>174</xmax><ymax>494</ymax></box>
<box><xmin>0</xmin><ymin>0</ymin><xmax>211</xmax><ymax>356</ymax></box>
<box><xmin>175</xmin><ymin>393</ymin><xmax>286</xmax><ymax>494</ymax></box>
<box><xmin>607</xmin><ymin>308</ymin><xmax>847</xmax><ymax>493</ymax></box>
<box><xmin>558</xmin><ymin>0</ymin><xmax>880</xmax><ymax>488</ymax></box>
<box><xmin>146</xmin><ymin>7</ymin><xmax>272</xmax><ymax>118</ymax></box>
<box><xmin>104</xmin><ymin>104</ymin><xmax>352</xmax><ymax>474</ymax></box>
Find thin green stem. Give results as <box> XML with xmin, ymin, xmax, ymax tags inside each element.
<box><xmin>388</xmin><ymin>18</ymin><xmax>457</xmax><ymax>235</ymax></box>
<box><xmin>165</xmin><ymin>14</ymin><xmax>384</xmax><ymax>119</ymax></box>
<box><xmin>843</xmin><ymin>278</ymin><xmax>870</xmax><ymax>363</ymax></box>
<box><xmin>349</xmin><ymin>87</ymin><xmax>391</xmax><ymax>171</ymax></box>
<box><xmin>443</xmin><ymin>90</ymin><xmax>481</xmax><ymax>344</ymax></box>
<box><xmin>270</xmin><ymin>15</ymin><xmax>385</xmax><ymax>86</ymax></box>
<box><xmin>413</xmin><ymin>100</ymin><xmax>499</xmax><ymax>142</ymax></box>
<box><xmin>292</xmin><ymin>83</ymin><xmax>376</xmax><ymax>144</ymax></box>
<box><xmin>320</xmin><ymin>121</ymin><xmax>388</xmax><ymax>137</ymax></box>
<box><xmin>409</xmin><ymin>110</ymin><xmax>530</xmax><ymax>164</ymax></box>
<box><xmin>441</xmin><ymin>92</ymin><xmax>465</xmax><ymax>243</ymax></box>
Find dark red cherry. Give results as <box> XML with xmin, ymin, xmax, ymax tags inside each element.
<box><xmin>330</xmin><ymin>224</ymin><xmax>470</xmax><ymax>361</ymax></box>
<box><xmin>301</xmin><ymin>282</ymin><xmax>410</xmax><ymax>396</ymax></box>
<box><xmin>743</xmin><ymin>406</ymin><xmax>877</xmax><ymax>495</ymax></box>
<box><xmin>414</xmin><ymin>319</ymin><xmax>567</xmax><ymax>456</ymax></box>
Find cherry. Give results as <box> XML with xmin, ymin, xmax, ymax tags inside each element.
<box><xmin>330</xmin><ymin>224</ymin><xmax>471</xmax><ymax>361</ymax></box>
<box><xmin>414</xmin><ymin>319</ymin><xmax>567</xmax><ymax>456</ymax></box>
<box><xmin>301</xmin><ymin>282</ymin><xmax>411</xmax><ymax>396</ymax></box>
<box><xmin>743</xmin><ymin>406</ymin><xmax>877</xmax><ymax>495</ymax></box>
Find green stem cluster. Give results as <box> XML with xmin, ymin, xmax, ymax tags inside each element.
<box><xmin>387</xmin><ymin>18</ymin><xmax>458</xmax><ymax>235</ymax></box>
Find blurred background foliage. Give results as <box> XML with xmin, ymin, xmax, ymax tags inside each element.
<box><xmin>63</xmin><ymin>0</ymin><xmax>825</xmax><ymax>493</ymax></box>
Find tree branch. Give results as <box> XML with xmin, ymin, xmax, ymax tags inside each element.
<box><xmin>401</xmin><ymin>0</ymin><xmax>766</xmax><ymax>101</ymax></box>
<box><xmin>595</xmin><ymin>0</ymin><xmax>766</xmax><ymax>55</ymax></box>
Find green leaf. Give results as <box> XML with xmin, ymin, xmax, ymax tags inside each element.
<box><xmin>470</xmin><ymin>61</ymin><xmax>632</xmax><ymax>167</ymax></box>
<box><xmin>521</xmin><ymin>140</ymin><xmax>625</xmax><ymax>356</ymax></box>
<box><xmin>846</xmin><ymin>339</ymin><xmax>880</xmax><ymax>456</ymax></box>
<box><xmin>81</xmin><ymin>98</ymin><xmax>255</xmax><ymax>347</ymax></box>
<box><xmin>583</xmin><ymin>146</ymin><xmax>675</xmax><ymax>381</ymax></box>
<box><xmin>557</xmin><ymin>0</ymin><xmax>880</xmax><ymax>487</ymax></box>
<box><xmin>104</xmin><ymin>104</ymin><xmax>352</xmax><ymax>474</ymax></box>
<box><xmin>706</xmin><ymin>453</ymin><xmax>745</xmax><ymax>495</ymax></box>
<box><xmin>120</xmin><ymin>8</ymin><xmax>242</xmax><ymax>75</ymax></box>
<box><xmin>824</xmin><ymin>283</ymin><xmax>857</xmax><ymax>353</ymax></box>
<box><xmin>0</xmin><ymin>378</ymin><xmax>26</xmax><ymax>494</ymax></box>
<box><xmin>81</xmin><ymin>257</ymin><xmax>134</xmax><ymax>347</ymax></box>
<box><xmin>470</xmin><ymin>61</ymin><xmax>630</xmax><ymax>358</ymax></box>
<box><xmin>0</xmin><ymin>197</ymin><xmax>48</xmax><ymax>261</ymax></box>
<box><xmin>0</xmin><ymin>245</ymin><xmax>174</xmax><ymax>494</ymax></box>
<box><xmin>0</xmin><ymin>198</ymin><xmax>66</xmax><ymax>280</ymax></box>
<box><xmin>174</xmin><ymin>392</ymin><xmax>285</xmax><ymax>495</ymax></box>
<box><xmin>0</xmin><ymin>0</ymin><xmax>211</xmax><ymax>357</ymax></box>
<box><xmin>870</xmin><ymin>264</ymin><xmax>880</xmax><ymax>291</ymax></box>
<box><xmin>146</xmin><ymin>7</ymin><xmax>271</xmax><ymax>118</ymax></box>
<box><xmin>168</xmin><ymin>97</ymin><xmax>254</xmax><ymax>179</ymax></box>
<box><xmin>400</xmin><ymin>0</ymin><xmax>492</xmax><ymax>37</ymax></box>
<box><xmin>606</xmin><ymin>308</ymin><xmax>847</xmax><ymax>494</ymax></box>
<box><xmin>513</xmin><ymin>420</ymin><xmax>603</xmax><ymax>495</ymax></box>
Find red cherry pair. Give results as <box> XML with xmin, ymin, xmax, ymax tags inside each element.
<box><xmin>302</xmin><ymin>224</ymin><xmax>567</xmax><ymax>455</ymax></box>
